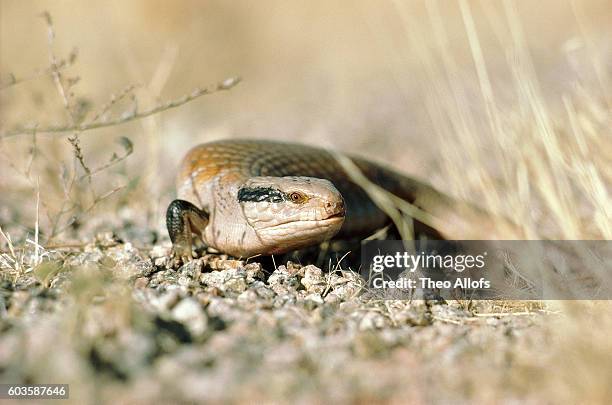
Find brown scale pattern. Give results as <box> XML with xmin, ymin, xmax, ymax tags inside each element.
<box><xmin>176</xmin><ymin>139</ymin><xmax>449</xmax><ymax>238</ymax></box>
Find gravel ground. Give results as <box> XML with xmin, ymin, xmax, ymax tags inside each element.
<box><xmin>0</xmin><ymin>232</ymin><xmax>562</xmax><ymax>404</ymax></box>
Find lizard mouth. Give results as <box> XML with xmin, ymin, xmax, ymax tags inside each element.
<box><xmin>267</xmin><ymin>215</ymin><xmax>344</xmax><ymax>230</ymax></box>
<box><xmin>250</xmin><ymin>212</ymin><xmax>345</xmax><ymax>230</ymax></box>
<box><xmin>326</xmin><ymin>211</ymin><xmax>345</xmax><ymax>219</ymax></box>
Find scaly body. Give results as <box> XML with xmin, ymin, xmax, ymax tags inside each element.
<box><xmin>167</xmin><ymin>139</ymin><xmax>508</xmax><ymax>260</ymax></box>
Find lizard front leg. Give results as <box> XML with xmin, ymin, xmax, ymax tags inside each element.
<box><xmin>166</xmin><ymin>199</ymin><xmax>209</xmax><ymax>264</ymax></box>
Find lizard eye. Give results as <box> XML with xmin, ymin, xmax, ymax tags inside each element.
<box><xmin>288</xmin><ymin>191</ymin><xmax>307</xmax><ymax>203</ymax></box>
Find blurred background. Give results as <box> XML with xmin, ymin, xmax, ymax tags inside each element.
<box><xmin>1</xmin><ymin>0</ymin><xmax>610</xmax><ymax>242</ymax></box>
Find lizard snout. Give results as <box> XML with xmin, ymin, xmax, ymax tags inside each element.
<box><xmin>325</xmin><ymin>200</ymin><xmax>345</xmax><ymax>217</ymax></box>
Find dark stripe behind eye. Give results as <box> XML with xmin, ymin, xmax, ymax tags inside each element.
<box><xmin>238</xmin><ymin>187</ymin><xmax>285</xmax><ymax>203</ymax></box>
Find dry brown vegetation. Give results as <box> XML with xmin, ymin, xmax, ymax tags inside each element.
<box><xmin>0</xmin><ymin>1</ymin><xmax>611</xmax><ymax>403</ymax></box>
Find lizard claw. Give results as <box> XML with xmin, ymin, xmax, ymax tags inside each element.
<box><xmin>170</xmin><ymin>244</ymin><xmax>195</xmax><ymax>268</ymax></box>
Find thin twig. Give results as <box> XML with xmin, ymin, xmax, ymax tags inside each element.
<box><xmin>49</xmin><ymin>184</ymin><xmax>127</xmax><ymax>238</ymax></box>
<box><xmin>48</xmin><ymin>161</ymin><xmax>79</xmax><ymax>240</ymax></box>
<box><xmin>433</xmin><ymin>316</ymin><xmax>463</xmax><ymax>325</ymax></box>
<box><xmin>78</xmin><ymin>137</ymin><xmax>133</xmax><ymax>182</ymax></box>
<box><xmin>41</xmin><ymin>11</ymin><xmax>94</xmax><ymax>202</ymax></box>
<box><xmin>88</xmin><ymin>84</ymin><xmax>140</xmax><ymax>125</ymax></box>
<box><xmin>34</xmin><ymin>181</ymin><xmax>40</xmax><ymax>265</ymax></box>
<box><xmin>473</xmin><ymin>311</ymin><xmax>534</xmax><ymax>317</ymax></box>
<box><xmin>43</xmin><ymin>11</ymin><xmax>76</xmax><ymax>123</ymax></box>
<box><xmin>1</xmin><ymin>77</ymin><xmax>241</xmax><ymax>138</ymax></box>
<box><xmin>25</xmin><ymin>128</ymin><xmax>38</xmax><ymax>177</ymax></box>
<box><xmin>0</xmin><ymin>50</ymin><xmax>77</xmax><ymax>91</ymax></box>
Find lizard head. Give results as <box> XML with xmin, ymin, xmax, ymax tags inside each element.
<box><xmin>237</xmin><ymin>176</ymin><xmax>345</xmax><ymax>254</ymax></box>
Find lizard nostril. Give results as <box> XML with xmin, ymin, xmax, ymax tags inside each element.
<box><xmin>325</xmin><ymin>200</ymin><xmax>345</xmax><ymax>216</ymax></box>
